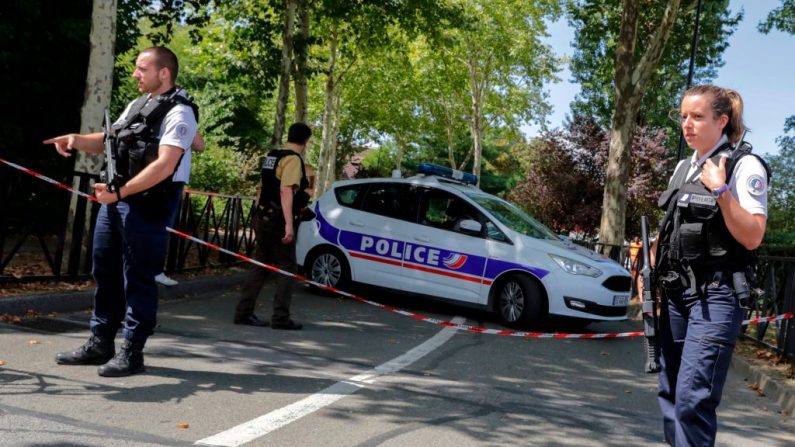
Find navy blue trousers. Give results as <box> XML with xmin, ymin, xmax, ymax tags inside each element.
<box><xmin>90</xmin><ymin>200</ymin><xmax>169</xmax><ymax>343</ymax></box>
<box><xmin>657</xmin><ymin>271</ymin><xmax>744</xmax><ymax>446</ymax></box>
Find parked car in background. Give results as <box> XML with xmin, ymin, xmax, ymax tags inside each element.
<box><xmin>296</xmin><ymin>164</ymin><xmax>631</xmax><ymax>328</ymax></box>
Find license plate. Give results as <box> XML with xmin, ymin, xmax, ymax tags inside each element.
<box><xmin>613</xmin><ymin>295</ymin><xmax>629</xmax><ymax>306</ymax></box>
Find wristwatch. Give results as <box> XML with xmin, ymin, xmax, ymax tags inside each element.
<box><xmin>711</xmin><ymin>183</ymin><xmax>729</xmax><ymax>198</ymax></box>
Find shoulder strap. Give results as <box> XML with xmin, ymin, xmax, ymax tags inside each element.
<box><xmin>669</xmin><ymin>159</ymin><xmax>693</xmax><ymax>190</ymax></box>
<box><xmin>721</xmin><ymin>141</ymin><xmax>772</xmax><ymax>184</ymax></box>
<box><xmin>114</xmin><ymin>95</ymin><xmax>149</xmax><ymax>131</ymax></box>
<box><xmin>171</xmin><ymin>95</ymin><xmax>200</xmax><ymax>123</ymax></box>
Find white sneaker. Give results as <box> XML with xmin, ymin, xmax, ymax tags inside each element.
<box><xmin>155</xmin><ymin>273</ymin><xmax>178</xmax><ymax>286</ymax></box>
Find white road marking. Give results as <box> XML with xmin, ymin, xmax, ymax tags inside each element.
<box><xmin>195</xmin><ymin>316</ymin><xmax>466</xmax><ymax>447</ymax></box>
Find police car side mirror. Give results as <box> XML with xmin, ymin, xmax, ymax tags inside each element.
<box><xmin>458</xmin><ymin>219</ymin><xmax>482</xmax><ymax>234</ymax></box>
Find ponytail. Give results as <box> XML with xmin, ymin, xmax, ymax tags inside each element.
<box><xmin>683</xmin><ymin>85</ymin><xmax>748</xmax><ymax>145</ymax></box>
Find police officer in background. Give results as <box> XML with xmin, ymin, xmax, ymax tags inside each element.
<box><xmin>233</xmin><ymin>122</ymin><xmax>312</xmax><ymax>330</ymax></box>
<box><xmin>650</xmin><ymin>85</ymin><xmax>769</xmax><ymax>446</ymax></box>
<box><xmin>44</xmin><ymin>46</ymin><xmax>198</xmax><ymax>377</ymax></box>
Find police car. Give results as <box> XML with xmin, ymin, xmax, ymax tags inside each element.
<box><xmin>296</xmin><ymin>164</ymin><xmax>631</xmax><ymax>328</ymax></box>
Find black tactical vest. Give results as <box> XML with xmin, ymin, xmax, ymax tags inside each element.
<box><xmin>656</xmin><ymin>141</ymin><xmax>771</xmax><ymax>276</ymax></box>
<box><xmin>109</xmin><ymin>89</ymin><xmax>199</xmax><ymax>218</ymax></box>
<box><xmin>258</xmin><ymin>149</ymin><xmax>310</xmax><ymax>218</ymax></box>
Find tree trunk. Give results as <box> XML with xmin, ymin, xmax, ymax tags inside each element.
<box><xmin>466</xmin><ymin>56</ymin><xmax>483</xmax><ymax>186</ymax></box>
<box><xmin>271</xmin><ymin>0</ymin><xmax>297</xmax><ymax>148</ymax></box>
<box><xmin>62</xmin><ymin>0</ymin><xmax>117</xmax><ymax>275</ymax></box>
<box><xmin>293</xmin><ymin>0</ymin><xmax>310</xmax><ymax>123</ymax></box>
<box><xmin>597</xmin><ymin>0</ymin><xmax>681</xmax><ymax>253</ymax></box>
<box><xmin>315</xmin><ymin>28</ymin><xmax>338</xmax><ymax>198</ymax></box>
<box><xmin>323</xmin><ymin>92</ymin><xmax>342</xmax><ymax>191</ymax></box>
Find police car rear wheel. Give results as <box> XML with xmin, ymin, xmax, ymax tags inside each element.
<box><xmin>496</xmin><ymin>275</ymin><xmax>542</xmax><ymax>328</ymax></box>
<box><xmin>307</xmin><ymin>248</ymin><xmax>350</xmax><ymax>293</ymax></box>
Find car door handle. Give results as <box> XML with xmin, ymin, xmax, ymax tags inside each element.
<box><xmin>349</xmin><ymin>220</ymin><xmax>365</xmax><ymax>227</ymax></box>
<box><xmin>414</xmin><ymin>235</ymin><xmax>430</xmax><ymax>242</ymax></box>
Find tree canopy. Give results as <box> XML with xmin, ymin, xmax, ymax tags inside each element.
<box><xmin>567</xmin><ymin>0</ymin><xmax>741</xmax><ymax>151</ymax></box>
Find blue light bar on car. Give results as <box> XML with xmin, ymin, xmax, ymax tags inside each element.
<box><xmin>416</xmin><ymin>163</ymin><xmax>478</xmax><ymax>185</ymax></box>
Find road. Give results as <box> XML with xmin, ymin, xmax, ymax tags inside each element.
<box><xmin>1</xmin><ymin>282</ymin><xmax>794</xmax><ymax>446</ymax></box>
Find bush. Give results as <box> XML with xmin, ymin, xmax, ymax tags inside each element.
<box><xmin>190</xmin><ymin>145</ymin><xmax>259</xmax><ymax>196</ymax></box>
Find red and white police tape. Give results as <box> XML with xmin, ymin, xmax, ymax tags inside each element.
<box><xmin>2</xmin><ymin>156</ymin><xmax>793</xmax><ymax>339</ymax></box>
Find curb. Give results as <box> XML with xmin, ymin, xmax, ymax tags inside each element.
<box><xmin>0</xmin><ymin>271</ymin><xmax>248</xmax><ymax>316</ymax></box>
<box><xmin>731</xmin><ymin>353</ymin><xmax>795</xmax><ymax>415</ymax></box>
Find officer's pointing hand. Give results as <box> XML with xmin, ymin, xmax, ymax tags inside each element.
<box><xmin>700</xmin><ymin>154</ymin><xmax>727</xmax><ymax>191</ymax></box>
<box><xmin>43</xmin><ymin>134</ymin><xmax>76</xmax><ymax>158</ymax></box>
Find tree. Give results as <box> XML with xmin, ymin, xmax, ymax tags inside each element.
<box><xmin>57</xmin><ymin>0</ymin><xmax>118</xmax><ymax>274</ymax></box>
<box><xmin>293</xmin><ymin>0</ymin><xmax>311</xmax><ymax>123</ymax></box>
<box><xmin>441</xmin><ymin>0</ymin><xmax>560</xmax><ymax>184</ymax></box>
<box><xmin>766</xmin><ymin>118</ymin><xmax>795</xmax><ymax>239</ymax></box>
<box><xmin>566</xmin><ymin>1</ymin><xmax>741</xmax><ymax>251</ymax></box>
<box><xmin>567</xmin><ymin>0</ymin><xmax>741</xmax><ymax>143</ymax></box>
<box><xmin>759</xmin><ymin>0</ymin><xmax>795</xmax><ymax>34</ymax></box>
<box><xmin>758</xmin><ymin>1</ymin><xmax>795</xmax><ymax>244</ymax></box>
<box><xmin>271</xmin><ymin>0</ymin><xmax>298</xmax><ymax>147</ymax></box>
<box><xmin>509</xmin><ymin>116</ymin><xmax>672</xmax><ymax>235</ymax></box>
<box><xmin>311</xmin><ymin>0</ymin><xmax>463</xmax><ymax>197</ymax></box>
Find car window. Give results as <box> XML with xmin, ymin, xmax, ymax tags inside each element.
<box><xmin>334</xmin><ymin>183</ymin><xmax>367</xmax><ymax>210</ymax></box>
<box><xmin>419</xmin><ymin>188</ymin><xmax>487</xmax><ymax>237</ymax></box>
<box><xmin>360</xmin><ymin>183</ymin><xmax>416</xmax><ymax>221</ymax></box>
<box><xmin>466</xmin><ymin>193</ymin><xmax>558</xmax><ymax>241</ymax></box>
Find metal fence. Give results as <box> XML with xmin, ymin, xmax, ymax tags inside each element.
<box><xmin>164</xmin><ymin>189</ymin><xmax>258</xmax><ymax>273</ymax></box>
<box><xmin>741</xmin><ymin>256</ymin><xmax>795</xmax><ymax>363</ymax></box>
<box><xmin>0</xmin><ymin>164</ymin><xmax>256</xmax><ymax>283</ymax></box>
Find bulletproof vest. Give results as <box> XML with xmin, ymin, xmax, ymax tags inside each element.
<box><xmin>107</xmin><ymin>89</ymin><xmax>199</xmax><ymax>218</ymax></box>
<box><xmin>111</xmin><ymin>89</ymin><xmax>199</xmax><ymax>181</ymax></box>
<box><xmin>258</xmin><ymin>149</ymin><xmax>310</xmax><ymax>217</ymax></box>
<box><xmin>656</xmin><ymin>141</ymin><xmax>771</xmax><ymax>274</ymax></box>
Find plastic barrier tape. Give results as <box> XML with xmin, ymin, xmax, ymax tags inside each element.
<box><xmin>2</xmin><ymin>157</ymin><xmax>792</xmax><ymax>339</ymax></box>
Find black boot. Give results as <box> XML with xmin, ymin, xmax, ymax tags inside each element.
<box><xmin>55</xmin><ymin>334</ymin><xmax>115</xmax><ymax>365</ymax></box>
<box><xmin>97</xmin><ymin>339</ymin><xmax>145</xmax><ymax>377</ymax></box>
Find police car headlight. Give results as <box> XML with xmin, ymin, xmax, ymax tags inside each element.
<box><xmin>548</xmin><ymin>254</ymin><xmax>602</xmax><ymax>277</ymax></box>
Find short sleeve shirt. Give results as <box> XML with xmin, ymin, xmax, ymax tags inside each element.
<box><xmin>276</xmin><ymin>152</ymin><xmax>303</xmax><ymax>188</ymax></box>
<box><xmin>670</xmin><ymin>135</ymin><xmax>768</xmax><ymax>216</ymax></box>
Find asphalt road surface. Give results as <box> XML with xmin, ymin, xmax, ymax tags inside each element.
<box><xmin>1</xmin><ymin>282</ymin><xmax>794</xmax><ymax>446</ymax></box>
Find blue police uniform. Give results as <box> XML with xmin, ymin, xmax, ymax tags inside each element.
<box><xmin>55</xmin><ymin>88</ymin><xmax>198</xmax><ymax>377</ymax></box>
<box><xmin>655</xmin><ymin>135</ymin><xmax>769</xmax><ymax>446</ymax></box>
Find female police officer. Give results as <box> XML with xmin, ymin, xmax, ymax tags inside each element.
<box><xmin>651</xmin><ymin>85</ymin><xmax>769</xmax><ymax>446</ymax></box>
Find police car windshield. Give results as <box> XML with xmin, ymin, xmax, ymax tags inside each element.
<box><xmin>467</xmin><ymin>194</ymin><xmax>559</xmax><ymax>240</ymax></box>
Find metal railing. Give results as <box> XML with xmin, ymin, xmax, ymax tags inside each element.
<box><xmin>0</xmin><ymin>164</ymin><xmax>256</xmax><ymax>283</ymax></box>
<box><xmin>164</xmin><ymin>189</ymin><xmax>257</xmax><ymax>272</ymax></box>
<box><xmin>741</xmin><ymin>256</ymin><xmax>795</xmax><ymax>363</ymax></box>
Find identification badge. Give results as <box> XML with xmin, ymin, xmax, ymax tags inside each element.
<box><xmin>688</xmin><ymin>194</ymin><xmax>716</xmax><ymax>207</ymax></box>
<box><xmin>262</xmin><ymin>156</ymin><xmax>278</xmax><ymax>170</ymax></box>
<box><xmin>678</xmin><ymin>193</ymin><xmax>716</xmax><ymax>207</ymax></box>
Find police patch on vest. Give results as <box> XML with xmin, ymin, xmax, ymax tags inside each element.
<box><xmin>262</xmin><ymin>156</ymin><xmax>278</xmax><ymax>170</ymax></box>
<box><xmin>747</xmin><ymin>174</ymin><xmax>766</xmax><ymax>196</ymax></box>
<box><xmin>678</xmin><ymin>193</ymin><xmax>716</xmax><ymax>207</ymax></box>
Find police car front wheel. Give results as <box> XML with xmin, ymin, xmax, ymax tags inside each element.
<box><xmin>495</xmin><ymin>275</ymin><xmax>543</xmax><ymax>328</ymax></box>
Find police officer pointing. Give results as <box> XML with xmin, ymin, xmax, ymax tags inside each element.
<box><xmin>652</xmin><ymin>85</ymin><xmax>769</xmax><ymax>446</ymax></box>
<box><xmin>44</xmin><ymin>46</ymin><xmax>198</xmax><ymax>377</ymax></box>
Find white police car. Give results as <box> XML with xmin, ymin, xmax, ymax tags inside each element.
<box><xmin>296</xmin><ymin>164</ymin><xmax>631</xmax><ymax>328</ymax></box>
